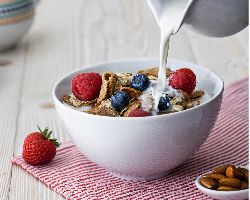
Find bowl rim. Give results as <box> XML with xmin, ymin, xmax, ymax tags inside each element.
<box><xmin>195</xmin><ymin>172</ymin><xmax>249</xmax><ymax>196</ymax></box>
<box><xmin>52</xmin><ymin>58</ymin><xmax>224</xmax><ymax>120</ymax></box>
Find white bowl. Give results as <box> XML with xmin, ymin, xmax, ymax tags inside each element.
<box><xmin>195</xmin><ymin>170</ymin><xmax>249</xmax><ymax>200</ymax></box>
<box><xmin>0</xmin><ymin>16</ymin><xmax>34</xmax><ymax>51</ymax></box>
<box><xmin>0</xmin><ymin>0</ymin><xmax>35</xmax><ymax>51</ymax></box>
<box><xmin>52</xmin><ymin>59</ymin><xmax>224</xmax><ymax>181</ymax></box>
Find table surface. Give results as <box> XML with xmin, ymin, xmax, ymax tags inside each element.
<box><xmin>0</xmin><ymin>0</ymin><xmax>248</xmax><ymax>199</ymax></box>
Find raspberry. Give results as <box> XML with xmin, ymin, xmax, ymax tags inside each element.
<box><xmin>128</xmin><ymin>109</ymin><xmax>150</xmax><ymax>117</ymax></box>
<box><xmin>72</xmin><ymin>73</ymin><xmax>102</xmax><ymax>101</ymax></box>
<box><xmin>169</xmin><ymin>68</ymin><xmax>196</xmax><ymax>94</ymax></box>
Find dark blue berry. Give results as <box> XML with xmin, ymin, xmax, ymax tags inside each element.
<box><xmin>111</xmin><ymin>91</ymin><xmax>130</xmax><ymax>112</ymax></box>
<box><xmin>158</xmin><ymin>95</ymin><xmax>171</xmax><ymax>111</ymax></box>
<box><xmin>131</xmin><ymin>74</ymin><xmax>150</xmax><ymax>91</ymax></box>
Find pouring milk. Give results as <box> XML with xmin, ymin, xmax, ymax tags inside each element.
<box><xmin>147</xmin><ymin>0</ymin><xmax>248</xmax><ymax>111</ymax></box>
<box><xmin>147</xmin><ymin>0</ymin><xmax>191</xmax><ymax>110</ymax></box>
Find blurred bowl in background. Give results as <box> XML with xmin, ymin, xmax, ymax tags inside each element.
<box><xmin>0</xmin><ymin>0</ymin><xmax>35</xmax><ymax>51</ymax></box>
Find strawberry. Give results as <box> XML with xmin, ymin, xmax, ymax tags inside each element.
<box><xmin>23</xmin><ymin>126</ymin><xmax>60</xmax><ymax>166</ymax></box>
<box><xmin>169</xmin><ymin>68</ymin><xmax>196</xmax><ymax>95</ymax></box>
<box><xmin>128</xmin><ymin>109</ymin><xmax>150</xmax><ymax>117</ymax></box>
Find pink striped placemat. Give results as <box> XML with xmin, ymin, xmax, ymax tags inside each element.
<box><xmin>12</xmin><ymin>78</ymin><xmax>249</xmax><ymax>200</ymax></box>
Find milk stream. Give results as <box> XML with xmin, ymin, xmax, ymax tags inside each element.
<box><xmin>151</xmin><ymin>0</ymin><xmax>190</xmax><ymax>111</ymax></box>
<box><xmin>64</xmin><ymin>0</ymin><xmax>209</xmax><ymax>114</ymax></box>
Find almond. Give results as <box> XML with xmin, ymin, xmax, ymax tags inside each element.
<box><xmin>240</xmin><ymin>181</ymin><xmax>249</xmax><ymax>190</ymax></box>
<box><xmin>235</xmin><ymin>167</ymin><xmax>245</xmax><ymax>179</ymax></box>
<box><xmin>243</xmin><ymin>171</ymin><xmax>249</xmax><ymax>181</ymax></box>
<box><xmin>236</xmin><ymin>167</ymin><xmax>249</xmax><ymax>181</ymax></box>
<box><xmin>213</xmin><ymin>165</ymin><xmax>230</xmax><ymax>175</ymax></box>
<box><xmin>217</xmin><ymin>186</ymin><xmax>239</xmax><ymax>191</ymax></box>
<box><xmin>200</xmin><ymin>177</ymin><xmax>217</xmax><ymax>190</ymax></box>
<box><xmin>226</xmin><ymin>165</ymin><xmax>236</xmax><ymax>178</ymax></box>
<box><xmin>219</xmin><ymin>178</ymin><xmax>241</xmax><ymax>188</ymax></box>
<box><xmin>203</xmin><ymin>173</ymin><xmax>226</xmax><ymax>181</ymax></box>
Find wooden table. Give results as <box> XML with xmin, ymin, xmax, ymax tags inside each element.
<box><xmin>0</xmin><ymin>0</ymin><xmax>248</xmax><ymax>199</ymax></box>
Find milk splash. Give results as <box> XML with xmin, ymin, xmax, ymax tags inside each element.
<box><xmin>148</xmin><ymin>0</ymin><xmax>191</xmax><ymax>111</ymax></box>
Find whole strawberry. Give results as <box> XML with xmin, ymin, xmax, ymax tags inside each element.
<box><xmin>23</xmin><ymin>126</ymin><xmax>60</xmax><ymax>166</ymax></box>
<box><xmin>169</xmin><ymin>68</ymin><xmax>196</xmax><ymax>95</ymax></box>
<box><xmin>72</xmin><ymin>72</ymin><xmax>102</xmax><ymax>101</ymax></box>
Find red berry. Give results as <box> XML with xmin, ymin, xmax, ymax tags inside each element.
<box><xmin>72</xmin><ymin>73</ymin><xmax>102</xmax><ymax>101</ymax></box>
<box><xmin>23</xmin><ymin>126</ymin><xmax>60</xmax><ymax>166</ymax></box>
<box><xmin>169</xmin><ymin>68</ymin><xmax>196</xmax><ymax>94</ymax></box>
<box><xmin>128</xmin><ymin>109</ymin><xmax>150</xmax><ymax>117</ymax></box>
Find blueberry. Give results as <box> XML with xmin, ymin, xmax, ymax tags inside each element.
<box><xmin>158</xmin><ymin>95</ymin><xmax>171</xmax><ymax>111</ymax></box>
<box><xmin>131</xmin><ymin>74</ymin><xmax>150</xmax><ymax>91</ymax></box>
<box><xmin>111</xmin><ymin>91</ymin><xmax>130</xmax><ymax>112</ymax></box>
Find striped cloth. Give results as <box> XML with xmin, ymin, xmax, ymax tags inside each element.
<box><xmin>12</xmin><ymin>78</ymin><xmax>249</xmax><ymax>200</ymax></box>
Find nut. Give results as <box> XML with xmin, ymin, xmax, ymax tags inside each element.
<box><xmin>213</xmin><ymin>165</ymin><xmax>230</xmax><ymax>175</ymax></box>
<box><xmin>200</xmin><ymin>177</ymin><xmax>217</xmax><ymax>190</ymax></box>
<box><xmin>217</xmin><ymin>186</ymin><xmax>239</xmax><ymax>191</ymax></box>
<box><xmin>235</xmin><ymin>167</ymin><xmax>249</xmax><ymax>181</ymax></box>
<box><xmin>238</xmin><ymin>168</ymin><xmax>249</xmax><ymax>181</ymax></box>
<box><xmin>244</xmin><ymin>171</ymin><xmax>249</xmax><ymax>181</ymax></box>
<box><xmin>203</xmin><ymin>173</ymin><xmax>226</xmax><ymax>181</ymax></box>
<box><xmin>226</xmin><ymin>165</ymin><xmax>236</xmax><ymax>178</ymax></box>
<box><xmin>240</xmin><ymin>181</ymin><xmax>249</xmax><ymax>190</ymax></box>
<box><xmin>235</xmin><ymin>167</ymin><xmax>245</xmax><ymax>179</ymax></box>
<box><xmin>200</xmin><ymin>165</ymin><xmax>248</xmax><ymax>191</ymax></box>
<box><xmin>219</xmin><ymin>178</ymin><xmax>241</xmax><ymax>188</ymax></box>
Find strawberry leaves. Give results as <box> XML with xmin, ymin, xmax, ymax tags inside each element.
<box><xmin>37</xmin><ymin>125</ymin><xmax>61</xmax><ymax>147</ymax></box>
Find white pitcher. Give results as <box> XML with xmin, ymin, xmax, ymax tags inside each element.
<box><xmin>147</xmin><ymin>0</ymin><xmax>249</xmax><ymax>37</ymax></box>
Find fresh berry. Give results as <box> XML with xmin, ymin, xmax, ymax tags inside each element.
<box><xmin>111</xmin><ymin>91</ymin><xmax>130</xmax><ymax>112</ymax></box>
<box><xmin>131</xmin><ymin>74</ymin><xmax>150</xmax><ymax>91</ymax></box>
<box><xmin>158</xmin><ymin>95</ymin><xmax>170</xmax><ymax>111</ymax></box>
<box><xmin>23</xmin><ymin>126</ymin><xmax>60</xmax><ymax>166</ymax></box>
<box><xmin>169</xmin><ymin>68</ymin><xmax>196</xmax><ymax>94</ymax></box>
<box><xmin>72</xmin><ymin>73</ymin><xmax>102</xmax><ymax>101</ymax></box>
<box><xmin>128</xmin><ymin>109</ymin><xmax>150</xmax><ymax>117</ymax></box>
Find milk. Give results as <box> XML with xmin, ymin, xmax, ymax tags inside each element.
<box><xmin>149</xmin><ymin>0</ymin><xmax>190</xmax><ymax>111</ymax></box>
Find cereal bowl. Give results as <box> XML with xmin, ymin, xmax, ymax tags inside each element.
<box><xmin>52</xmin><ymin>59</ymin><xmax>224</xmax><ymax>181</ymax></box>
